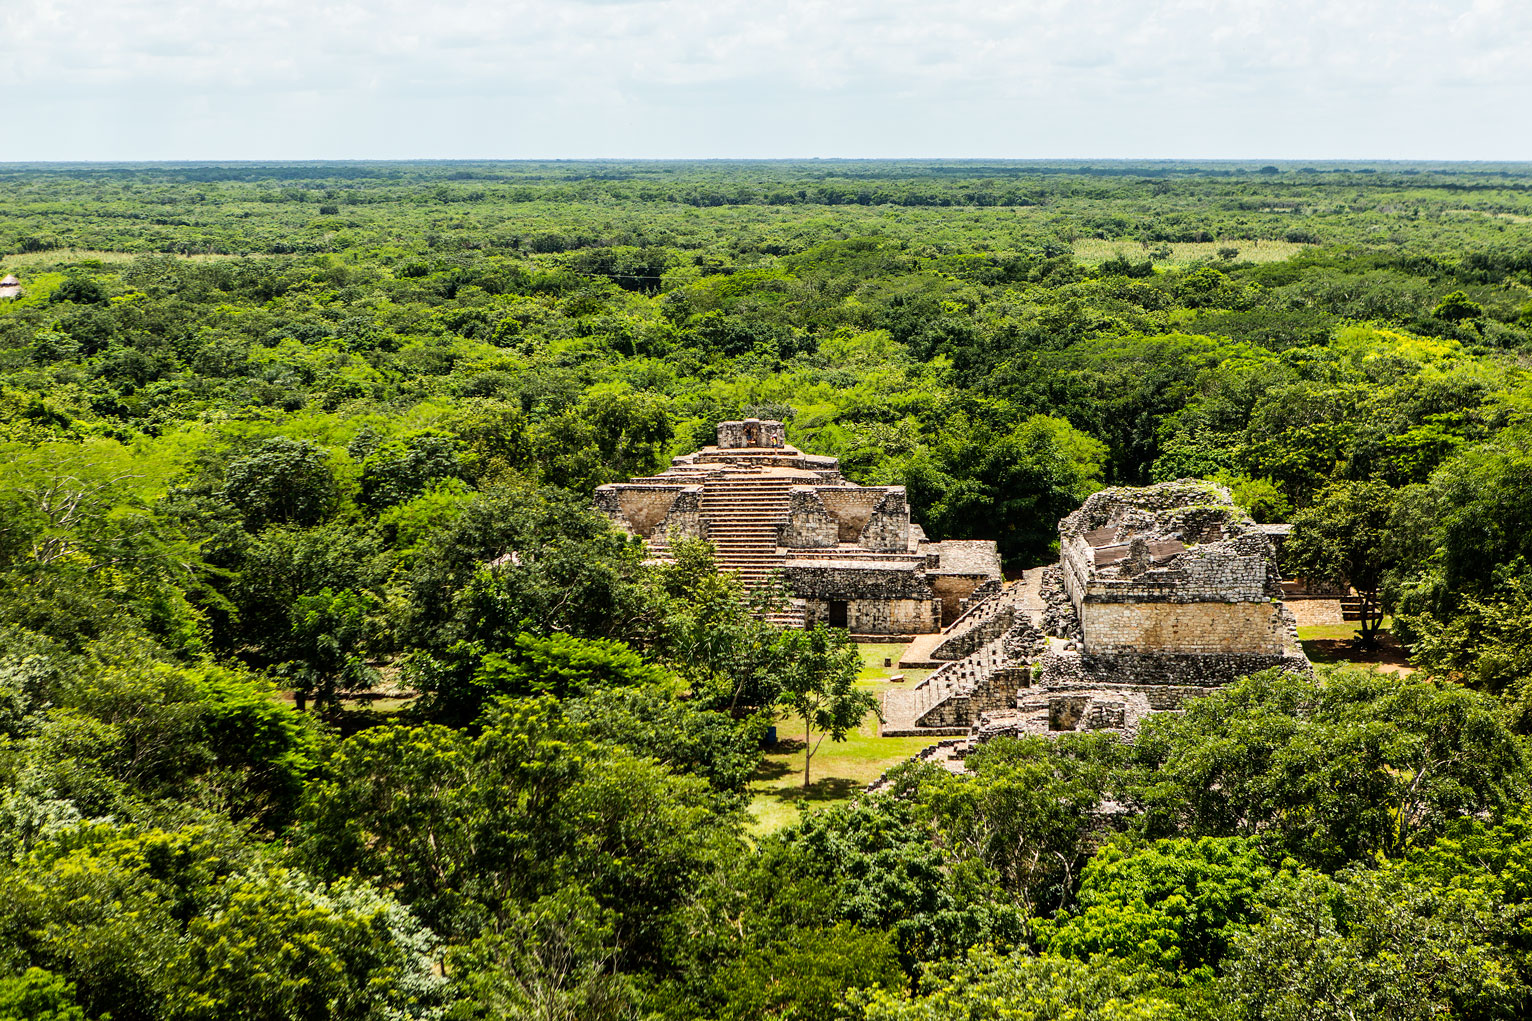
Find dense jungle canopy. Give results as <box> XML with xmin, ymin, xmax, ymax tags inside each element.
<box><xmin>3</xmin><ymin>160</ymin><xmax>1532</xmax><ymax>1020</ymax></box>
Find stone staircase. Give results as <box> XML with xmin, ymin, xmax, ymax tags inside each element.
<box><xmin>910</xmin><ymin>637</ymin><xmax>1018</xmax><ymax>728</ymax></box>
<box><xmin>698</xmin><ymin>477</ymin><xmax>797</xmax><ymax>590</ymax></box>
<box><xmin>929</xmin><ymin>592</ymin><xmax>1021</xmax><ymax>661</ymax></box>
<box><xmin>882</xmin><ymin>627</ymin><xmax>1031</xmax><ymax>737</ymax></box>
<box><xmin>863</xmin><ymin>738</ymin><xmax>972</xmax><ymax>795</ymax></box>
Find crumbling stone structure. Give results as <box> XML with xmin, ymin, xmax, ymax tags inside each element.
<box><xmin>882</xmin><ymin>480</ymin><xmax>1311</xmax><ymax>744</ymax></box>
<box><xmin>1047</xmin><ymin>479</ymin><xmax>1308</xmax><ymax>690</ymax></box>
<box><xmin>594</xmin><ymin>421</ymin><xmax>1002</xmax><ymax>635</ymax></box>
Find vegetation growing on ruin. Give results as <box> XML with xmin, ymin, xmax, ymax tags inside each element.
<box><xmin>4</xmin><ymin>160</ymin><xmax>1532</xmax><ymax>1018</ymax></box>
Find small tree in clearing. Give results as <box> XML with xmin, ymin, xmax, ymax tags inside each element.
<box><xmin>1286</xmin><ymin>480</ymin><xmax>1400</xmax><ymax>649</ymax></box>
<box><xmin>773</xmin><ymin>624</ymin><xmax>880</xmax><ymax>788</ymax></box>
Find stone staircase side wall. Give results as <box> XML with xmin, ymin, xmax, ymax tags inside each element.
<box><xmin>954</xmin><ymin>578</ymin><xmax>1004</xmax><ymax>619</ymax></box>
<box><xmin>917</xmin><ymin>667</ymin><xmax>1029</xmax><ymax>728</ymax></box>
<box><xmin>930</xmin><ymin>606</ymin><xmax>1017</xmax><ymax>661</ymax></box>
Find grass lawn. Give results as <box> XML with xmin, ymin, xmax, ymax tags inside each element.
<box><xmin>745</xmin><ymin>641</ymin><xmax>936</xmax><ymax>835</ymax></box>
<box><xmin>1072</xmin><ymin>238</ymin><xmax>1311</xmax><ymax>267</ymax></box>
<box><xmin>1298</xmin><ymin>619</ymin><xmax>1414</xmax><ymax>674</ymax></box>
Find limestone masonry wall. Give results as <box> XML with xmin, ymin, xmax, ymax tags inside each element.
<box><xmin>658</xmin><ymin>488</ymin><xmax>706</xmax><ymax>542</ymax></box>
<box><xmin>715</xmin><ymin>419</ymin><xmax>786</xmax><ymax>449</ymax></box>
<box><xmin>801</xmin><ymin>597</ymin><xmax>940</xmax><ymax>634</ymax></box>
<box><xmin>1081</xmin><ymin>600</ymin><xmax>1292</xmax><ymax>656</ymax></box>
<box><xmin>817</xmin><ymin>488</ymin><xmax>887</xmax><ymax>542</ymax></box>
<box><xmin>917</xmin><ymin>667</ymin><xmax>1028</xmax><ymax>728</ymax></box>
<box><xmin>593</xmin><ymin>485</ymin><xmax>706</xmax><ymax>542</ymax></box>
<box><xmin>783</xmin><ymin>563</ymin><xmax>933</xmax><ymax>600</ymax></box>
<box><xmin>859</xmin><ymin>490</ymin><xmax>912</xmax><ymax>552</ymax></box>
<box><xmin>780</xmin><ymin>489</ymin><xmax>839</xmax><ymax>547</ymax></box>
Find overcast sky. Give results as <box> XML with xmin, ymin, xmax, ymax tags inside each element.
<box><xmin>1</xmin><ymin>0</ymin><xmax>1527</xmax><ymax>161</ymax></box>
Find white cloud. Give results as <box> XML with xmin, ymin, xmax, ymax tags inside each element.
<box><xmin>0</xmin><ymin>0</ymin><xmax>1527</xmax><ymax>158</ymax></box>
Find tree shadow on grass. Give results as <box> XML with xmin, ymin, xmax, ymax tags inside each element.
<box><xmin>761</xmin><ymin>777</ymin><xmax>862</xmax><ymax>806</ymax></box>
<box><xmin>753</xmin><ymin>757</ymin><xmax>797</xmax><ymax>782</ymax></box>
<box><xmin>1302</xmin><ymin>632</ymin><xmax>1414</xmax><ymax>673</ymax></box>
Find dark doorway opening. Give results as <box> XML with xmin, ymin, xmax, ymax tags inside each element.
<box><xmin>828</xmin><ymin>601</ymin><xmax>849</xmax><ymax>629</ymax></box>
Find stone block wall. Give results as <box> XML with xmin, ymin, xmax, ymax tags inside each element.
<box><xmin>781</xmin><ymin>563</ymin><xmax>934</xmax><ymax>601</ymax></box>
<box><xmin>800</xmin><ymin>597</ymin><xmax>940</xmax><ymax>635</ymax></box>
<box><xmin>780</xmin><ymin>488</ymin><xmax>839</xmax><ymax>547</ymax></box>
<box><xmin>860</xmin><ymin>489</ymin><xmax>912</xmax><ymax>552</ymax></box>
<box><xmin>716</xmin><ymin>419</ymin><xmax>786</xmax><ymax>449</ymax></box>
<box><xmin>917</xmin><ymin>667</ymin><xmax>1028</xmax><ymax>728</ymax></box>
<box><xmin>780</xmin><ymin>486</ymin><xmax>912</xmax><ymax>552</ymax></box>
<box><xmin>931</xmin><ymin>573</ymin><xmax>992</xmax><ymax>625</ymax></box>
<box><xmin>1061</xmin><ymin>534</ymin><xmax>1094</xmax><ymax>619</ymax></box>
<box><xmin>594</xmin><ymin>485</ymin><xmax>680</xmax><ymax>539</ymax></box>
<box><xmin>658</xmin><ymin>488</ymin><xmax>706</xmax><ymax>542</ymax></box>
<box><xmin>817</xmin><ymin>488</ymin><xmax>888</xmax><ymax>542</ymax></box>
<box><xmin>593</xmin><ymin>484</ymin><xmax>707</xmax><ymax>542</ymax></box>
<box><xmin>1081</xmin><ymin>600</ymin><xmax>1293</xmax><ymax>656</ymax></box>
<box><xmin>930</xmin><ymin>604</ymin><xmax>1018</xmax><ymax>661</ymax></box>
<box><xmin>1042</xmin><ymin>644</ymin><xmax>1307</xmax><ymax>690</ymax></box>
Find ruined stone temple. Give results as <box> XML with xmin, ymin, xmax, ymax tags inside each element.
<box><xmin>593</xmin><ymin>419</ymin><xmax>1002</xmax><ymax>635</ymax></box>
<box><xmin>879</xmin><ymin>480</ymin><xmax>1311</xmax><ymax>753</ymax></box>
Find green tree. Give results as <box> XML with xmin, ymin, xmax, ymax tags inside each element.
<box><xmin>221</xmin><ymin>438</ymin><xmax>340</xmax><ymax>531</ymax></box>
<box><xmin>1431</xmin><ymin>289</ymin><xmax>1484</xmax><ymax>326</ymax></box>
<box><xmin>0</xmin><ymin>822</ymin><xmax>441</xmax><ymax>1021</ymax></box>
<box><xmin>715</xmin><ymin>924</ymin><xmax>904</xmax><ymax>1021</ymax></box>
<box><xmin>772</xmin><ymin>625</ymin><xmax>878</xmax><ymax>788</ymax></box>
<box><xmin>1136</xmin><ymin>667</ymin><xmax>1529</xmax><ymax>867</ymax></box>
<box><xmin>0</xmin><ymin>969</ymin><xmax>87</xmax><ymax>1021</ymax></box>
<box><xmin>298</xmin><ymin>697</ymin><xmax>741</xmax><ymax>955</ymax></box>
<box><xmin>1220</xmin><ymin>869</ymin><xmax>1525</xmax><ymax>1021</ymax></box>
<box><xmin>1285</xmin><ymin>480</ymin><xmax>1399</xmax><ymax>647</ymax></box>
<box><xmin>855</xmin><ymin>948</ymin><xmax>1185</xmax><ymax>1021</ymax></box>
<box><xmin>1041</xmin><ymin>837</ymin><xmax>1279</xmax><ymax>980</ymax></box>
<box><xmin>49</xmin><ymin>274</ymin><xmax>107</xmax><ymax>305</ymax></box>
<box><xmin>276</xmin><ymin>587</ymin><xmax>379</xmax><ymax>713</ymax></box>
<box><xmin>921</xmin><ymin>735</ymin><xmax>1124</xmax><ymax>913</ymax></box>
<box><xmin>1397</xmin><ymin>564</ymin><xmax>1532</xmax><ymax>729</ymax></box>
<box><xmin>446</xmin><ymin>886</ymin><xmax>636</xmax><ymax>1021</ymax></box>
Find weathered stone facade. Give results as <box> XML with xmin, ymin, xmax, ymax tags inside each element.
<box><xmin>883</xmin><ymin>480</ymin><xmax>1311</xmax><ymax>746</ymax></box>
<box><xmin>716</xmin><ymin>418</ymin><xmax>786</xmax><ymax>450</ymax></box>
<box><xmin>1054</xmin><ymin>480</ymin><xmax>1307</xmax><ymax>688</ymax></box>
<box><xmin>593</xmin><ymin>421</ymin><xmax>1002</xmax><ymax>635</ymax></box>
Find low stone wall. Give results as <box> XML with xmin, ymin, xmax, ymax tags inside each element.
<box><xmin>1042</xmin><ymin>645</ymin><xmax>1309</xmax><ymax>690</ymax></box>
<box><xmin>782</xmin><ymin>562</ymin><xmax>934</xmax><ymax>601</ymax></box>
